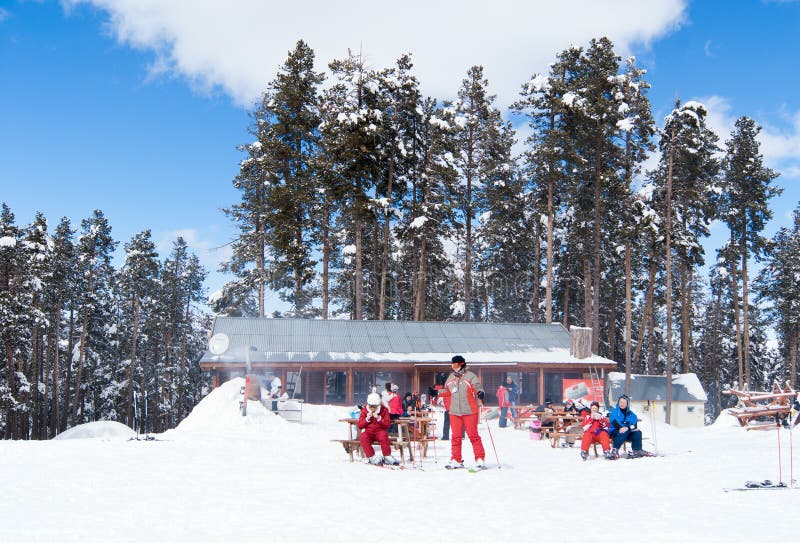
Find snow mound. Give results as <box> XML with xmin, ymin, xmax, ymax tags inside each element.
<box><xmin>174</xmin><ymin>377</ymin><xmax>287</xmax><ymax>434</ymax></box>
<box><xmin>709</xmin><ymin>410</ymin><xmax>742</xmax><ymax>430</ymax></box>
<box><xmin>54</xmin><ymin>421</ymin><xmax>136</xmax><ymax>440</ymax></box>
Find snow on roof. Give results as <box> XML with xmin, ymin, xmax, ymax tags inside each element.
<box><xmin>199</xmin><ymin>318</ymin><xmax>617</xmax><ymax>367</ymax></box>
<box><xmin>607</xmin><ymin>372</ymin><xmax>707</xmax><ymax>402</ymax></box>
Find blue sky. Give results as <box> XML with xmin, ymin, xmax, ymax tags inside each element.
<box><xmin>1</xmin><ymin>0</ymin><xmax>798</xmax><ymax>308</ymax></box>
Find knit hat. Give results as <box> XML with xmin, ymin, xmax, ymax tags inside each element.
<box><xmin>367</xmin><ymin>393</ymin><xmax>381</xmax><ymax>406</ymax></box>
<box><xmin>451</xmin><ymin>355</ymin><xmax>466</xmax><ymax>367</ymax></box>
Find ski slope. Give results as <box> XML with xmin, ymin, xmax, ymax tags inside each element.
<box><xmin>1</xmin><ymin>378</ymin><xmax>797</xmax><ymax>542</ymax></box>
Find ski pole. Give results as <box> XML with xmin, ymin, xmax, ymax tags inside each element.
<box><xmin>777</xmin><ymin>420</ymin><xmax>783</xmax><ymax>485</ymax></box>
<box><xmin>481</xmin><ymin>403</ymin><xmax>500</xmax><ymax>468</ymax></box>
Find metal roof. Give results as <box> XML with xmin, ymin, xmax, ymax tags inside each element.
<box><xmin>607</xmin><ymin>372</ymin><xmax>708</xmax><ymax>402</ymax></box>
<box><xmin>199</xmin><ymin>317</ymin><xmax>617</xmax><ymax>367</ymax></box>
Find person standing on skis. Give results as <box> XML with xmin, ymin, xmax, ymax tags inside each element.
<box><xmin>439</xmin><ymin>355</ymin><xmax>486</xmax><ymax>469</ymax></box>
<box><xmin>358</xmin><ymin>391</ymin><xmax>399</xmax><ymax>465</ymax></box>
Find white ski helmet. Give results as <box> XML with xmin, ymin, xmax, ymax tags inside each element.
<box><xmin>367</xmin><ymin>393</ymin><xmax>381</xmax><ymax>406</ymax></box>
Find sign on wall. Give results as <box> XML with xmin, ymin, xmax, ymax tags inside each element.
<box><xmin>562</xmin><ymin>378</ymin><xmax>604</xmax><ymax>403</ymax></box>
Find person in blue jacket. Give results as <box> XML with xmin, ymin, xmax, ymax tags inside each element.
<box><xmin>608</xmin><ymin>394</ymin><xmax>644</xmax><ymax>458</ymax></box>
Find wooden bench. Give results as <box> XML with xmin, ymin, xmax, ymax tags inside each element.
<box><xmin>332</xmin><ymin>436</ymin><xmax>413</xmax><ymax>463</ymax></box>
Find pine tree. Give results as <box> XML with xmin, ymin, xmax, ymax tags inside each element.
<box><xmin>70</xmin><ymin>210</ymin><xmax>117</xmax><ymax>426</ymax></box>
<box><xmin>653</xmin><ymin>100</ymin><xmax>720</xmax><ymax>422</ymax></box>
<box><xmin>320</xmin><ymin>49</ymin><xmax>383</xmax><ymax>319</ymax></box>
<box><xmin>261</xmin><ymin>40</ymin><xmax>324</xmax><ymax>316</ymax></box>
<box><xmin>721</xmin><ymin>116</ymin><xmax>781</xmax><ymax>389</ymax></box>
<box><xmin>118</xmin><ymin>230</ymin><xmax>159</xmax><ymax>426</ymax></box>
<box><xmin>0</xmin><ymin>204</ymin><xmax>31</xmax><ymax>438</ymax></box>
<box><xmin>757</xmin><ymin>206</ymin><xmax>800</xmax><ymax>388</ymax></box>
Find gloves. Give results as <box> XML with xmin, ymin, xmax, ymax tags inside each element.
<box><xmin>376</xmin><ymin>415</ymin><xmax>382</xmax><ymax>422</ymax></box>
<box><xmin>477</xmin><ymin>391</ymin><xmax>485</xmax><ymax>401</ymax></box>
<box><xmin>365</xmin><ymin>411</ymin><xmax>373</xmax><ymax>421</ymax></box>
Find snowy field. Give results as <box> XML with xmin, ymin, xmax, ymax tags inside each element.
<box><xmin>1</xmin><ymin>378</ymin><xmax>797</xmax><ymax>543</ymax></box>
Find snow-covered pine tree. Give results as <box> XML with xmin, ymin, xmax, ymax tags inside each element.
<box><xmin>320</xmin><ymin>49</ymin><xmax>383</xmax><ymax>319</ymax></box>
<box><xmin>450</xmin><ymin>66</ymin><xmax>504</xmax><ymax>321</ymax></box>
<box><xmin>513</xmin><ymin>51</ymin><xmax>572</xmax><ymax>324</ymax></box>
<box><xmin>373</xmin><ymin>54</ymin><xmax>423</xmax><ymax>320</ymax></box>
<box><xmin>46</xmin><ymin>217</ymin><xmax>77</xmax><ymax>436</ymax></box>
<box><xmin>0</xmin><ymin>204</ymin><xmax>32</xmax><ymax>438</ymax></box>
<box><xmin>70</xmin><ymin>210</ymin><xmax>117</xmax><ymax>427</ymax></box>
<box><xmin>259</xmin><ymin>40</ymin><xmax>324</xmax><ymax>317</ymax></box>
<box><xmin>393</xmin><ymin>99</ymin><xmax>459</xmax><ymax>321</ymax></box>
<box><xmin>652</xmin><ymin>100</ymin><xmax>720</xmax><ymax>421</ymax></box>
<box><xmin>720</xmin><ymin>116</ymin><xmax>781</xmax><ymax>389</ymax></box>
<box><xmin>118</xmin><ymin>230</ymin><xmax>159</xmax><ymax>427</ymax></box>
<box><xmin>757</xmin><ymin>206</ymin><xmax>800</xmax><ymax>388</ymax></box>
<box><xmin>21</xmin><ymin>213</ymin><xmax>51</xmax><ymax>439</ymax></box>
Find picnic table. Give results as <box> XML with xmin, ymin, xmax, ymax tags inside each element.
<box><xmin>333</xmin><ymin>418</ymin><xmax>415</xmax><ymax>463</ymax></box>
<box><xmin>548</xmin><ymin>413</ymin><xmax>582</xmax><ymax>448</ymax></box>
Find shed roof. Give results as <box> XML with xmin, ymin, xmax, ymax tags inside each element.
<box><xmin>607</xmin><ymin>372</ymin><xmax>708</xmax><ymax>402</ymax></box>
<box><xmin>199</xmin><ymin>317</ymin><xmax>617</xmax><ymax>367</ymax></box>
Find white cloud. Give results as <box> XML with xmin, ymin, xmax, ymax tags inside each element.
<box><xmin>156</xmin><ymin>227</ymin><xmax>232</xmax><ymax>273</ymax></box>
<box><xmin>0</xmin><ymin>8</ymin><xmax>10</xmax><ymax>22</ymax></box>
<box><xmin>696</xmin><ymin>95</ymin><xmax>800</xmax><ymax>179</ymax></box>
<box><xmin>64</xmin><ymin>0</ymin><xmax>687</xmax><ymax>107</ymax></box>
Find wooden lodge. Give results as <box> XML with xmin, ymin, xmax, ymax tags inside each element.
<box><xmin>199</xmin><ymin>318</ymin><xmax>617</xmax><ymax>406</ymax></box>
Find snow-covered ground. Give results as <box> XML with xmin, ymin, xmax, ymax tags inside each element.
<box><xmin>2</xmin><ymin>378</ymin><xmax>798</xmax><ymax>542</ymax></box>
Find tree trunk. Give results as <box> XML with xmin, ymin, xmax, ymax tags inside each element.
<box><xmin>625</xmin><ymin>240</ymin><xmax>632</xmax><ymax>395</ymax></box>
<box><xmin>378</xmin><ymin>156</ymin><xmax>394</xmax><ymax>320</ymax></box>
<box><xmin>545</xmin><ymin>113</ymin><xmax>556</xmax><ymax>324</ymax></box>
<box><xmin>62</xmin><ymin>306</ymin><xmax>74</xmax><ymax>433</ymax></box>
<box><xmin>730</xmin><ymin>232</ymin><xmax>744</xmax><ymax>389</ymax></box>
<box><xmin>321</xmin><ymin>198</ymin><xmax>330</xmax><ymax>319</ymax></box>
<box><xmin>680</xmin><ymin>259</ymin><xmax>690</xmax><ymax>374</ymax></box>
<box><xmin>608</xmin><ymin>277</ymin><xmax>618</xmax><ymax>360</ymax></box>
<box><xmin>583</xmin><ymin>256</ymin><xmax>592</xmax><ymax>331</ymax></box>
<box><xmin>354</xmin><ymin>190</ymin><xmax>363</xmax><ymax>320</ymax></box>
<box><xmin>664</xmin><ymin>134</ymin><xmax>674</xmax><ymax>424</ymax></box>
<box><xmin>464</xmin><ymin>173</ymin><xmax>473</xmax><ymax>322</ymax></box>
<box><xmin>414</xmin><ymin>235</ymin><xmax>427</xmax><ymax>321</ymax></box>
<box><xmin>532</xmin><ymin>218</ymin><xmax>541</xmax><ymax>321</ymax></box>
<box><xmin>177</xmin><ymin>295</ymin><xmax>190</xmax><ymax>422</ymax></box>
<box><xmin>127</xmin><ymin>292</ymin><xmax>140</xmax><ymax>427</ymax></box>
<box><xmin>592</xmin><ymin>140</ymin><xmax>602</xmax><ymax>354</ymax></box>
<box><xmin>741</xmin><ymin>222</ymin><xmax>751</xmax><ymax>389</ymax></box>
<box><xmin>633</xmin><ymin>254</ymin><xmax>657</xmax><ymax>368</ymax></box>
<box><xmin>562</xmin><ymin>274</ymin><xmax>570</xmax><ymax>328</ymax></box>
<box><xmin>790</xmin><ymin>329</ymin><xmax>798</xmax><ymax>389</ymax></box>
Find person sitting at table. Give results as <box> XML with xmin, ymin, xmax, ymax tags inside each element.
<box><xmin>608</xmin><ymin>394</ymin><xmax>644</xmax><ymax>458</ymax></box>
<box><xmin>402</xmin><ymin>392</ymin><xmax>415</xmax><ymax>416</ymax></box>
<box><xmin>579</xmin><ymin>401</ymin><xmax>613</xmax><ymax>460</ymax></box>
<box><xmin>496</xmin><ymin>384</ymin><xmax>510</xmax><ymax>428</ymax></box>
<box><xmin>536</xmin><ymin>399</ymin><xmax>556</xmax><ymax>429</ymax></box>
<box><xmin>439</xmin><ymin>355</ymin><xmax>486</xmax><ymax>469</ymax></box>
<box><xmin>358</xmin><ymin>391</ymin><xmax>399</xmax><ymax>465</ymax></box>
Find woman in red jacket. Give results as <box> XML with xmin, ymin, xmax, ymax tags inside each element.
<box><xmin>439</xmin><ymin>355</ymin><xmax>486</xmax><ymax>469</ymax></box>
<box><xmin>579</xmin><ymin>401</ymin><xmax>613</xmax><ymax>460</ymax></box>
<box><xmin>358</xmin><ymin>392</ymin><xmax>399</xmax><ymax>465</ymax></box>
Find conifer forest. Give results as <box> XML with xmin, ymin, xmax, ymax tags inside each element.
<box><xmin>2</xmin><ymin>37</ymin><xmax>797</xmax><ymax>439</ymax></box>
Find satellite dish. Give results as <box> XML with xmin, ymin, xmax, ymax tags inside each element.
<box><xmin>208</xmin><ymin>333</ymin><xmax>230</xmax><ymax>355</ymax></box>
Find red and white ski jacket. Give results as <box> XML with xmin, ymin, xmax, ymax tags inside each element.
<box><xmin>581</xmin><ymin>411</ymin><xmax>609</xmax><ymax>435</ymax></box>
<box><xmin>439</xmin><ymin>370</ymin><xmax>484</xmax><ymax>416</ymax></box>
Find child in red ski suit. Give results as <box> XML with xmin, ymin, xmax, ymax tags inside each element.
<box><xmin>579</xmin><ymin>401</ymin><xmax>612</xmax><ymax>460</ymax></box>
<box><xmin>358</xmin><ymin>393</ymin><xmax>398</xmax><ymax>465</ymax></box>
